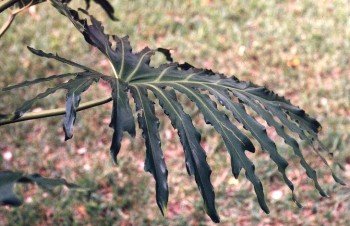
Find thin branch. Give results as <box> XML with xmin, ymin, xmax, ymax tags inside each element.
<box><xmin>0</xmin><ymin>0</ymin><xmax>35</xmax><ymax>38</ymax></box>
<box><xmin>0</xmin><ymin>96</ymin><xmax>112</xmax><ymax>126</ymax></box>
<box><xmin>0</xmin><ymin>13</ymin><xmax>15</xmax><ymax>38</ymax></box>
<box><xmin>0</xmin><ymin>0</ymin><xmax>19</xmax><ymax>14</ymax></box>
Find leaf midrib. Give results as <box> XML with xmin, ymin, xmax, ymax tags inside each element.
<box><xmin>130</xmin><ymin>79</ymin><xmax>286</xmax><ymax>107</ymax></box>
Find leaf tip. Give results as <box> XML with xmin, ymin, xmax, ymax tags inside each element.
<box><xmin>63</xmin><ymin>125</ymin><xmax>73</xmax><ymax>141</ymax></box>
<box><xmin>63</xmin><ymin>132</ymin><xmax>72</xmax><ymax>141</ymax></box>
<box><xmin>319</xmin><ymin>189</ymin><xmax>328</xmax><ymax>197</ymax></box>
<box><xmin>109</xmin><ymin>140</ymin><xmax>120</xmax><ymax>165</ymax></box>
<box><xmin>295</xmin><ymin>201</ymin><xmax>303</xmax><ymax>209</ymax></box>
<box><xmin>27</xmin><ymin>46</ymin><xmax>35</xmax><ymax>53</ymax></box>
<box><xmin>109</xmin><ymin>152</ymin><xmax>118</xmax><ymax>165</ymax></box>
<box><xmin>203</xmin><ymin>202</ymin><xmax>220</xmax><ymax>223</ymax></box>
<box><xmin>159</xmin><ymin>201</ymin><xmax>168</xmax><ymax>217</ymax></box>
<box><xmin>211</xmin><ymin>215</ymin><xmax>220</xmax><ymax>223</ymax></box>
<box><xmin>332</xmin><ymin>173</ymin><xmax>346</xmax><ymax>186</ymax></box>
<box><xmin>261</xmin><ymin>204</ymin><xmax>270</xmax><ymax>214</ymax></box>
<box><xmin>264</xmin><ymin>208</ymin><xmax>270</xmax><ymax>214</ymax></box>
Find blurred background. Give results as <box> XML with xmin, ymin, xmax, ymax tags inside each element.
<box><xmin>0</xmin><ymin>0</ymin><xmax>349</xmax><ymax>225</ymax></box>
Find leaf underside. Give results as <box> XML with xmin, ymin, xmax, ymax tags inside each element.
<box><xmin>0</xmin><ymin>1</ymin><xmax>344</xmax><ymax>223</ymax></box>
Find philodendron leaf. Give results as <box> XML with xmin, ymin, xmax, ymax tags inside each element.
<box><xmin>0</xmin><ymin>171</ymin><xmax>78</xmax><ymax>206</ymax></box>
<box><xmin>0</xmin><ymin>1</ymin><xmax>344</xmax><ymax>223</ymax></box>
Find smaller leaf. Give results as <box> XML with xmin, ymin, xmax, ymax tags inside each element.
<box><xmin>6</xmin><ymin>76</ymin><xmax>94</xmax><ymax>121</ymax></box>
<box><xmin>27</xmin><ymin>46</ymin><xmax>98</xmax><ymax>73</ymax></box>
<box><xmin>0</xmin><ymin>171</ymin><xmax>24</xmax><ymax>206</ymax></box>
<box><xmin>91</xmin><ymin>0</ymin><xmax>117</xmax><ymax>21</ymax></box>
<box><xmin>63</xmin><ymin>76</ymin><xmax>95</xmax><ymax>140</ymax></box>
<box><xmin>12</xmin><ymin>82</ymin><xmax>73</xmax><ymax>120</ymax></box>
<box><xmin>24</xmin><ymin>174</ymin><xmax>79</xmax><ymax>190</ymax></box>
<box><xmin>1</xmin><ymin>73</ymin><xmax>76</xmax><ymax>92</ymax></box>
<box><xmin>0</xmin><ymin>171</ymin><xmax>78</xmax><ymax>207</ymax></box>
<box><xmin>109</xmin><ymin>79</ymin><xmax>135</xmax><ymax>164</ymax></box>
<box><xmin>64</xmin><ymin>93</ymin><xmax>80</xmax><ymax>140</ymax></box>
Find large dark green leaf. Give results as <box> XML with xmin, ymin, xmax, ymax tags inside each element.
<box><xmin>0</xmin><ymin>171</ymin><xmax>78</xmax><ymax>206</ymax></box>
<box><xmin>0</xmin><ymin>3</ymin><xmax>344</xmax><ymax>222</ymax></box>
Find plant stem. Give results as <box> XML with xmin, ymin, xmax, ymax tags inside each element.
<box><xmin>0</xmin><ymin>97</ymin><xmax>112</xmax><ymax>126</ymax></box>
<box><xmin>0</xmin><ymin>0</ymin><xmax>37</xmax><ymax>38</ymax></box>
<box><xmin>0</xmin><ymin>0</ymin><xmax>19</xmax><ymax>14</ymax></box>
<box><xmin>0</xmin><ymin>13</ymin><xmax>15</xmax><ymax>38</ymax></box>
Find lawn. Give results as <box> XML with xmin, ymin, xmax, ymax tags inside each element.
<box><xmin>0</xmin><ymin>0</ymin><xmax>349</xmax><ymax>225</ymax></box>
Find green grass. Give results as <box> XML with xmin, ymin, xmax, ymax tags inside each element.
<box><xmin>0</xmin><ymin>0</ymin><xmax>349</xmax><ymax>225</ymax></box>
